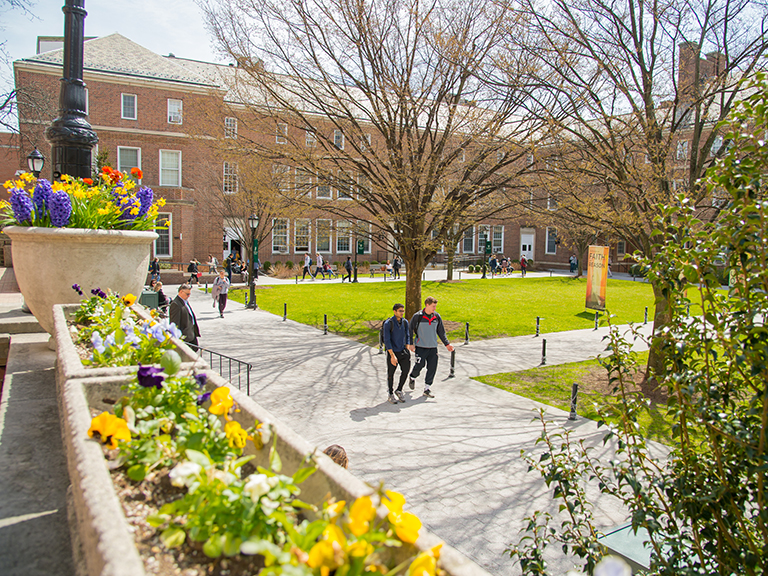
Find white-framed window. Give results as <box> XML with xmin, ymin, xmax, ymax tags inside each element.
<box><xmin>478</xmin><ymin>225</ymin><xmax>490</xmax><ymax>254</ymax></box>
<box><xmin>337</xmin><ymin>172</ymin><xmax>353</xmax><ymax>200</ymax></box>
<box><xmin>360</xmin><ymin>133</ymin><xmax>371</xmax><ymax>151</ymax></box>
<box><xmin>462</xmin><ymin>226</ymin><xmax>474</xmax><ymax>253</ymax></box>
<box><xmin>547</xmin><ymin>193</ymin><xmax>557</xmax><ymax>210</ymax></box>
<box><xmin>159</xmin><ymin>150</ymin><xmax>181</xmax><ymax>187</ymax></box>
<box><xmin>676</xmin><ymin>140</ymin><xmax>688</xmax><ymax>160</ymax></box>
<box><xmin>336</xmin><ymin>220</ymin><xmax>352</xmax><ymax>253</ymax></box>
<box><xmin>333</xmin><ymin>129</ymin><xmax>344</xmax><ymax>150</ymax></box>
<box><xmin>617</xmin><ymin>240</ymin><xmax>626</xmax><ymax>257</ymax></box>
<box><xmin>305</xmin><ymin>129</ymin><xmax>316</xmax><ymax>147</ymax></box>
<box><xmin>492</xmin><ymin>225</ymin><xmax>504</xmax><ymax>253</ymax></box>
<box><xmin>294</xmin><ymin>219</ymin><xmax>311</xmax><ymax>253</ymax></box>
<box><xmin>155</xmin><ymin>212</ymin><xmax>172</xmax><ymax>257</ymax></box>
<box><xmin>223</xmin><ymin>162</ymin><xmax>238</xmax><ymax>194</ymax></box>
<box><xmin>272</xmin><ymin>164</ymin><xmax>291</xmax><ymax>193</ymax></box>
<box><xmin>710</xmin><ymin>135</ymin><xmax>723</xmax><ymax>157</ymax></box>
<box><xmin>276</xmin><ymin>123</ymin><xmax>288</xmax><ymax>144</ymax></box>
<box><xmin>224</xmin><ymin>117</ymin><xmax>238</xmax><ymax>139</ymax></box>
<box><xmin>295</xmin><ymin>168</ymin><xmax>313</xmax><ymax>196</ymax></box>
<box><xmin>316</xmin><ymin>219</ymin><xmax>332</xmax><ymax>252</ymax></box>
<box><xmin>117</xmin><ymin>146</ymin><xmax>141</xmax><ymax>178</ymax></box>
<box><xmin>546</xmin><ymin>227</ymin><xmax>557</xmax><ymax>255</ymax></box>
<box><xmin>121</xmin><ymin>93</ymin><xmax>137</xmax><ymax>120</ymax></box>
<box><xmin>357</xmin><ymin>222</ymin><xmax>371</xmax><ymax>254</ymax></box>
<box><xmin>272</xmin><ymin>218</ymin><xmax>289</xmax><ymax>253</ymax></box>
<box><xmin>357</xmin><ymin>172</ymin><xmax>370</xmax><ymax>196</ymax></box>
<box><xmin>167</xmin><ymin>99</ymin><xmax>183</xmax><ymax>124</ymax></box>
<box><xmin>316</xmin><ymin>176</ymin><xmax>332</xmax><ymax>199</ymax></box>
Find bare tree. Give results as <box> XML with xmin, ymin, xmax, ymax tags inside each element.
<box><xmin>516</xmin><ymin>0</ymin><xmax>768</xmax><ymax>383</ymax></box>
<box><xmin>199</xmin><ymin>0</ymin><xmax>547</xmax><ymax>316</ymax></box>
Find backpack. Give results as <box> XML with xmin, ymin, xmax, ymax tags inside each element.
<box><xmin>187</xmin><ymin>262</ymin><xmax>195</xmax><ymax>272</ymax></box>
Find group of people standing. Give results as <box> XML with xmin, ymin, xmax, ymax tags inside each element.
<box><xmin>488</xmin><ymin>254</ymin><xmax>527</xmax><ymax>276</ymax></box>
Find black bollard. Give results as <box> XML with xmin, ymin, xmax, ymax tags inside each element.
<box><xmin>205</xmin><ymin>282</ymin><xmax>208</xmax><ymax>294</ymax></box>
<box><xmin>535</xmin><ymin>316</ymin><xmax>541</xmax><ymax>337</ymax></box>
<box><xmin>686</xmin><ymin>304</ymin><xmax>690</xmax><ymax>316</ymax></box>
<box><xmin>295</xmin><ymin>275</ymin><xmax>298</xmax><ymax>284</ymax></box>
<box><xmin>244</xmin><ymin>293</ymin><xmax>248</xmax><ymax>307</ymax></box>
<box><xmin>464</xmin><ymin>322</ymin><xmax>470</xmax><ymax>345</ymax></box>
<box><xmin>594</xmin><ymin>311</ymin><xmax>599</xmax><ymax>330</ymax></box>
<box><xmin>644</xmin><ymin>306</ymin><xmax>648</xmax><ymax>324</ymax></box>
<box><xmin>378</xmin><ymin>327</ymin><xmax>384</xmax><ymax>354</ymax></box>
<box><xmin>541</xmin><ymin>339</ymin><xmax>547</xmax><ymax>365</ymax></box>
<box><xmin>550</xmin><ymin>271</ymin><xmax>552</xmax><ymax>277</ymax></box>
<box><xmin>283</xmin><ymin>303</ymin><xmax>287</xmax><ymax>322</ymax></box>
<box><xmin>449</xmin><ymin>349</ymin><xmax>456</xmax><ymax>378</ymax></box>
<box><xmin>569</xmin><ymin>383</ymin><xmax>579</xmax><ymax>420</ymax></box>
<box><xmin>323</xmin><ymin>314</ymin><xmax>328</xmax><ymax>335</ymax></box>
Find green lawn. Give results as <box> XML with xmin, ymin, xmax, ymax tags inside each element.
<box><xmin>226</xmin><ymin>277</ymin><xmax>654</xmax><ymax>345</ymax></box>
<box><xmin>474</xmin><ymin>352</ymin><xmax>678</xmax><ymax>444</ymax></box>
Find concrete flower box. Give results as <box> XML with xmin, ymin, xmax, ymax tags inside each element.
<box><xmin>55</xmin><ymin>342</ymin><xmax>490</xmax><ymax>576</ymax></box>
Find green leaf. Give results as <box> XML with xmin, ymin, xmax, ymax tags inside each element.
<box><xmin>203</xmin><ymin>534</ymin><xmax>225</xmax><ymax>558</ymax></box>
<box><xmin>160</xmin><ymin>526</ymin><xmax>186</xmax><ymax>549</ymax></box>
<box><xmin>240</xmin><ymin>537</ymin><xmax>281</xmax><ymax>562</ymax></box>
<box><xmin>269</xmin><ymin>445</ymin><xmax>283</xmax><ymax>473</ymax></box>
<box><xmin>146</xmin><ymin>513</ymin><xmax>168</xmax><ymax>528</ymax></box>
<box><xmin>186</xmin><ymin>449</ymin><xmax>212</xmax><ymax>467</ymax></box>
<box><xmin>126</xmin><ymin>464</ymin><xmax>147</xmax><ymax>482</ymax></box>
<box><xmin>160</xmin><ymin>350</ymin><xmax>182</xmax><ymax>376</ymax></box>
<box><xmin>292</xmin><ymin>466</ymin><xmax>316</xmax><ymax>484</ymax></box>
<box><xmin>223</xmin><ymin>533</ymin><xmax>243</xmax><ymax>557</ymax></box>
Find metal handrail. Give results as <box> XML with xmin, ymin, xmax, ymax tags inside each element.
<box><xmin>188</xmin><ymin>344</ymin><xmax>252</xmax><ymax>395</ymax></box>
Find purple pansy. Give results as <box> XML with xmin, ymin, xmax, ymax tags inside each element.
<box><xmin>137</xmin><ymin>365</ymin><xmax>165</xmax><ymax>389</ymax></box>
<box><xmin>49</xmin><ymin>190</ymin><xmax>72</xmax><ymax>227</ymax></box>
<box><xmin>91</xmin><ymin>288</ymin><xmax>107</xmax><ymax>299</ymax></box>
<box><xmin>137</xmin><ymin>187</ymin><xmax>154</xmax><ymax>218</ymax></box>
<box><xmin>32</xmin><ymin>179</ymin><xmax>53</xmax><ymax>217</ymax></box>
<box><xmin>72</xmin><ymin>283</ymin><xmax>83</xmax><ymax>296</ymax></box>
<box><xmin>196</xmin><ymin>391</ymin><xmax>211</xmax><ymax>405</ymax></box>
<box><xmin>194</xmin><ymin>373</ymin><xmax>208</xmax><ymax>389</ymax></box>
<box><xmin>10</xmin><ymin>188</ymin><xmax>34</xmax><ymax>224</ymax></box>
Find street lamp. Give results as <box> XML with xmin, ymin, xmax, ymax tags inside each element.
<box><xmin>246</xmin><ymin>215</ymin><xmax>260</xmax><ymax>309</ymax></box>
<box><xmin>27</xmin><ymin>148</ymin><xmax>45</xmax><ymax>178</ymax></box>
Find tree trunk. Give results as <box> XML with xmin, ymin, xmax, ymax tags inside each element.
<box><xmin>446</xmin><ymin>247</ymin><xmax>456</xmax><ymax>281</ymax></box>
<box><xmin>404</xmin><ymin>250</ymin><xmax>426</xmax><ymax>319</ymax></box>
<box><xmin>643</xmin><ymin>281</ymin><xmax>672</xmax><ymax>393</ymax></box>
<box><xmin>577</xmin><ymin>246</ymin><xmax>588</xmax><ymax>278</ymax></box>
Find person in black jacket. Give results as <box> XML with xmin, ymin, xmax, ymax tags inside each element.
<box><xmin>187</xmin><ymin>259</ymin><xmax>200</xmax><ymax>284</ymax></box>
<box><xmin>169</xmin><ymin>284</ymin><xmax>200</xmax><ymax>347</ymax></box>
<box><xmin>407</xmin><ymin>296</ymin><xmax>454</xmax><ymax>398</ymax></box>
<box><xmin>383</xmin><ymin>303</ymin><xmax>412</xmax><ymax>404</ymax></box>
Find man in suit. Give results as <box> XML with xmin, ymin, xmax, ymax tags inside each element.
<box><xmin>169</xmin><ymin>283</ymin><xmax>200</xmax><ymax>348</ymax></box>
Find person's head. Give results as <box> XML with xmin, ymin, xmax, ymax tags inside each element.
<box><xmin>323</xmin><ymin>445</ymin><xmax>348</xmax><ymax>469</ymax></box>
<box><xmin>149</xmin><ymin>279</ymin><xmax>157</xmax><ymax>289</ymax></box>
<box><xmin>178</xmin><ymin>283</ymin><xmax>192</xmax><ymax>300</ymax></box>
<box><xmin>218</xmin><ymin>268</ymin><xmax>226</xmax><ymax>278</ymax></box>
<box><xmin>424</xmin><ymin>296</ymin><xmax>438</xmax><ymax>314</ymax></box>
<box><xmin>154</xmin><ymin>281</ymin><xmax>163</xmax><ymax>292</ymax></box>
<box><xmin>153</xmin><ymin>257</ymin><xmax>158</xmax><ymax>262</ymax></box>
<box><xmin>393</xmin><ymin>303</ymin><xmax>404</xmax><ymax>319</ymax></box>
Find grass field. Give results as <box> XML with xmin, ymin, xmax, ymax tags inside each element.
<box><xmin>226</xmin><ymin>277</ymin><xmax>655</xmax><ymax>345</ymax></box>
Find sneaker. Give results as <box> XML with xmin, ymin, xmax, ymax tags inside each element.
<box><xmin>220</xmin><ymin>313</ymin><xmax>224</xmax><ymax>318</ymax></box>
<box><xmin>396</xmin><ymin>390</ymin><xmax>406</xmax><ymax>402</ymax></box>
<box><xmin>409</xmin><ymin>377</ymin><xmax>415</xmax><ymax>390</ymax></box>
<box><xmin>388</xmin><ymin>394</ymin><xmax>399</xmax><ymax>404</ymax></box>
<box><xmin>423</xmin><ymin>389</ymin><xmax>434</xmax><ymax>398</ymax></box>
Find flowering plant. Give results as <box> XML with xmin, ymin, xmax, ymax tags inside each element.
<box><xmin>0</xmin><ymin>167</ymin><xmax>165</xmax><ymax>230</ymax></box>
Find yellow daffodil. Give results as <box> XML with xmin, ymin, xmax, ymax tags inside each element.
<box><xmin>347</xmin><ymin>540</ymin><xmax>374</xmax><ymax>558</ymax></box>
<box><xmin>123</xmin><ymin>180</ymin><xmax>135</xmax><ymax>191</ymax></box>
<box><xmin>348</xmin><ymin>495</ymin><xmax>376</xmax><ymax>536</ymax></box>
<box><xmin>73</xmin><ymin>189</ymin><xmax>86</xmax><ymax>199</ymax></box>
<box><xmin>121</xmin><ymin>293</ymin><xmax>137</xmax><ymax>306</ymax></box>
<box><xmin>406</xmin><ymin>545</ymin><xmax>442</xmax><ymax>576</ymax></box>
<box><xmin>97</xmin><ymin>207</ymin><xmax>111</xmax><ymax>216</ymax></box>
<box><xmin>208</xmin><ymin>386</ymin><xmax>234</xmax><ymax>416</ymax></box>
<box><xmin>157</xmin><ymin>197</ymin><xmax>166</xmax><ymax>207</ymax></box>
<box><xmin>88</xmin><ymin>411</ymin><xmax>131</xmax><ymax>449</ymax></box>
<box><xmin>383</xmin><ymin>490</ymin><xmax>421</xmax><ymax>544</ymax></box>
<box><xmin>3</xmin><ymin>180</ymin><xmax>13</xmax><ymax>190</ymax></box>
<box><xmin>52</xmin><ymin>181</ymin><xmax>66</xmax><ymax>192</ymax></box>
<box><xmin>326</xmin><ymin>499</ymin><xmax>346</xmax><ymax>519</ymax></box>
<box><xmin>224</xmin><ymin>420</ymin><xmax>249</xmax><ymax>448</ymax></box>
<box><xmin>365</xmin><ymin>564</ymin><xmax>388</xmax><ymax>574</ymax></box>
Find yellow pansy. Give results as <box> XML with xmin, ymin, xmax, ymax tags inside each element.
<box><xmin>348</xmin><ymin>495</ymin><xmax>376</xmax><ymax>536</ymax></box>
<box><xmin>326</xmin><ymin>500</ymin><xmax>346</xmax><ymax>519</ymax></box>
<box><xmin>383</xmin><ymin>491</ymin><xmax>421</xmax><ymax>544</ymax></box>
<box><xmin>406</xmin><ymin>544</ymin><xmax>441</xmax><ymax>576</ymax></box>
<box><xmin>347</xmin><ymin>539</ymin><xmax>374</xmax><ymax>558</ymax></box>
<box><xmin>121</xmin><ymin>293</ymin><xmax>137</xmax><ymax>306</ymax></box>
<box><xmin>88</xmin><ymin>411</ymin><xmax>131</xmax><ymax>449</ymax></box>
<box><xmin>224</xmin><ymin>420</ymin><xmax>249</xmax><ymax>448</ymax></box>
<box><xmin>208</xmin><ymin>386</ymin><xmax>234</xmax><ymax>416</ymax></box>
<box><xmin>383</xmin><ymin>490</ymin><xmax>406</xmax><ymax>520</ymax></box>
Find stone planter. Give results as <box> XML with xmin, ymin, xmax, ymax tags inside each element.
<box><xmin>4</xmin><ymin>226</ymin><xmax>157</xmax><ymax>335</ymax></box>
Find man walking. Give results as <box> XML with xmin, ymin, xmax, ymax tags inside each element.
<box><xmin>392</xmin><ymin>256</ymin><xmax>401</xmax><ymax>280</ymax></box>
<box><xmin>169</xmin><ymin>283</ymin><xmax>200</xmax><ymax>348</ymax></box>
<box><xmin>407</xmin><ymin>296</ymin><xmax>454</xmax><ymax>398</ymax></box>
<box><xmin>342</xmin><ymin>256</ymin><xmax>353</xmax><ymax>282</ymax></box>
<box><xmin>302</xmin><ymin>253</ymin><xmax>314</xmax><ymax>280</ymax></box>
<box><xmin>383</xmin><ymin>303</ymin><xmax>412</xmax><ymax>404</ymax></box>
<box><xmin>314</xmin><ymin>252</ymin><xmax>326</xmax><ymax>279</ymax></box>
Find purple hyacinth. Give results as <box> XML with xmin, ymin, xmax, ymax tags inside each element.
<box><xmin>136</xmin><ymin>187</ymin><xmax>154</xmax><ymax>218</ymax></box>
<box><xmin>137</xmin><ymin>364</ymin><xmax>165</xmax><ymax>389</ymax></box>
<box><xmin>32</xmin><ymin>179</ymin><xmax>53</xmax><ymax>218</ymax></box>
<box><xmin>49</xmin><ymin>191</ymin><xmax>72</xmax><ymax>227</ymax></box>
<box><xmin>9</xmin><ymin>188</ymin><xmax>33</xmax><ymax>224</ymax></box>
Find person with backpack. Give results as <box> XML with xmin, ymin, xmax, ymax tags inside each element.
<box><xmin>342</xmin><ymin>256</ymin><xmax>353</xmax><ymax>282</ymax></box>
<box><xmin>519</xmin><ymin>254</ymin><xmax>528</xmax><ymax>277</ymax></box>
<box><xmin>314</xmin><ymin>252</ymin><xmax>326</xmax><ymax>279</ymax></box>
<box><xmin>302</xmin><ymin>252</ymin><xmax>314</xmax><ymax>280</ymax></box>
<box><xmin>392</xmin><ymin>256</ymin><xmax>401</xmax><ymax>280</ymax></box>
<box><xmin>407</xmin><ymin>296</ymin><xmax>454</xmax><ymax>398</ymax></box>
<box><xmin>383</xmin><ymin>303</ymin><xmax>412</xmax><ymax>404</ymax></box>
<box><xmin>187</xmin><ymin>258</ymin><xmax>200</xmax><ymax>284</ymax></box>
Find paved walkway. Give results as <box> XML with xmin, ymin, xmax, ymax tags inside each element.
<box><xmin>189</xmin><ymin>286</ymin><xmax>659</xmax><ymax>575</ymax></box>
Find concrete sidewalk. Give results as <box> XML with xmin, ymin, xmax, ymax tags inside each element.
<box><xmin>190</xmin><ymin>288</ymin><xmax>659</xmax><ymax>575</ymax></box>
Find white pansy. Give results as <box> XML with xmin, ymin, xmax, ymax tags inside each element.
<box><xmin>169</xmin><ymin>461</ymin><xmax>203</xmax><ymax>487</ymax></box>
<box><xmin>244</xmin><ymin>473</ymin><xmax>271</xmax><ymax>501</ymax></box>
<box><xmin>267</xmin><ymin>476</ymin><xmax>280</xmax><ymax>488</ymax></box>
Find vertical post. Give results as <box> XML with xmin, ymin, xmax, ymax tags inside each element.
<box><xmin>569</xmin><ymin>383</ymin><xmax>579</xmax><ymax>420</ymax></box>
<box><xmin>594</xmin><ymin>311</ymin><xmax>599</xmax><ymax>330</ymax></box>
<box><xmin>464</xmin><ymin>322</ymin><xmax>469</xmax><ymax>345</ymax></box>
<box><xmin>205</xmin><ymin>282</ymin><xmax>208</xmax><ymax>294</ymax></box>
<box><xmin>378</xmin><ymin>326</ymin><xmax>384</xmax><ymax>354</ymax></box>
<box><xmin>686</xmin><ymin>304</ymin><xmax>690</xmax><ymax>316</ymax></box>
<box><xmin>535</xmin><ymin>316</ymin><xmax>540</xmax><ymax>337</ymax></box>
<box><xmin>423</xmin><ymin>272</ymin><xmax>426</xmax><ymax>281</ymax></box>
<box><xmin>644</xmin><ymin>306</ymin><xmax>648</xmax><ymax>324</ymax></box>
<box><xmin>449</xmin><ymin>349</ymin><xmax>456</xmax><ymax>378</ymax></box>
<box><xmin>283</xmin><ymin>302</ymin><xmax>287</xmax><ymax>321</ymax></box>
<box><xmin>323</xmin><ymin>313</ymin><xmax>328</xmax><ymax>335</ymax></box>
<box><xmin>295</xmin><ymin>275</ymin><xmax>298</xmax><ymax>284</ymax></box>
<box><xmin>541</xmin><ymin>339</ymin><xmax>547</xmax><ymax>365</ymax></box>
<box><xmin>550</xmin><ymin>271</ymin><xmax>552</xmax><ymax>277</ymax></box>
<box><xmin>458</xmin><ymin>271</ymin><xmax>461</xmax><ymax>280</ymax></box>
<box><xmin>244</xmin><ymin>293</ymin><xmax>248</xmax><ymax>307</ymax></box>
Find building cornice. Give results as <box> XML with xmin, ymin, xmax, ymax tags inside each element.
<box><xmin>19</xmin><ymin>119</ymin><xmax>190</xmax><ymax>139</ymax></box>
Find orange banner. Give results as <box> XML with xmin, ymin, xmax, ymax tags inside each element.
<box><xmin>585</xmin><ymin>245</ymin><xmax>609</xmax><ymax>311</ymax></box>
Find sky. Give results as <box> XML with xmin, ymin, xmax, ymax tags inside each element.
<box><xmin>0</xmin><ymin>0</ymin><xmax>228</xmax><ymax>110</ymax></box>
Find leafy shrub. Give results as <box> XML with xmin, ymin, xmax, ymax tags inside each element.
<box><xmin>284</xmin><ymin>260</ymin><xmax>294</xmax><ymax>270</ymax></box>
<box><xmin>262</xmin><ymin>261</ymin><xmax>271</xmax><ymax>272</ymax></box>
<box><xmin>467</xmin><ymin>265</ymin><xmax>475</xmax><ymax>273</ymax></box>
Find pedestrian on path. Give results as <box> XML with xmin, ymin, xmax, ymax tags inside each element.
<box><xmin>149</xmin><ymin>257</ymin><xmax>161</xmax><ymax>282</ymax></box>
<box><xmin>302</xmin><ymin>253</ymin><xmax>314</xmax><ymax>280</ymax></box>
<box><xmin>187</xmin><ymin>258</ymin><xmax>200</xmax><ymax>284</ymax></box>
<box><xmin>392</xmin><ymin>256</ymin><xmax>401</xmax><ymax>279</ymax></box>
<box><xmin>519</xmin><ymin>255</ymin><xmax>527</xmax><ymax>277</ymax></box>
<box><xmin>342</xmin><ymin>256</ymin><xmax>353</xmax><ymax>282</ymax></box>
<box><xmin>408</xmin><ymin>296</ymin><xmax>454</xmax><ymax>398</ymax></box>
<box><xmin>314</xmin><ymin>253</ymin><xmax>326</xmax><ymax>279</ymax></box>
<box><xmin>383</xmin><ymin>303</ymin><xmax>412</xmax><ymax>404</ymax></box>
<box><xmin>212</xmin><ymin>268</ymin><xmax>230</xmax><ymax>318</ymax></box>
<box><xmin>169</xmin><ymin>284</ymin><xmax>200</xmax><ymax>348</ymax></box>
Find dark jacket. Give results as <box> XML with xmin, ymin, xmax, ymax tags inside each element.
<box><xmin>169</xmin><ymin>295</ymin><xmax>200</xmax><ymax>344</ymax></box>
<box><xmin>409</xmin><ymin>310</ymin><xmax>449</xmax><ymax>348</ymax></box>
<box><xmin>383</xmin><ymin>315</ymin><xmax>411</xmax><ymax>353</ymax></box>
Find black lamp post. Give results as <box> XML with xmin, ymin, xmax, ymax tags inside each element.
<box><xmin>246</xmin><ymin>215</ymin><xmax>259</xmax><ymax>309</ymax></box>
<box><xmin>26</xmin><ymin>148</ymin><xmax>45</xmax><ymax>178</ymax></box>
<box><xmin>45</xmin><ymin>0</ymin><xmax>98</xmax><ymax>180</ymax></box>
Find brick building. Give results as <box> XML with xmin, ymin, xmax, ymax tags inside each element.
<box><xmin>12</xmin><ymin>34</ymin><xmax>573</xmax><ymax>269</ymax></box>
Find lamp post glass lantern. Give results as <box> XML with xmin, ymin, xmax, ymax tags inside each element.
<box><xmin>247</xmin><ymin>215</ymin><xmax>259</xmax><ymax>309</ymax></box>
<box><xmin>27</xmin><ymin>148</ymin><xmax>45</xmax><ymax>178</ymax></box>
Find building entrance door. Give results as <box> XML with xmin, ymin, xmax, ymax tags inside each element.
<box><xmin>520</xmin><ymin>229</ymin><xmax>535</xmax><ymax>260</ymax></box>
